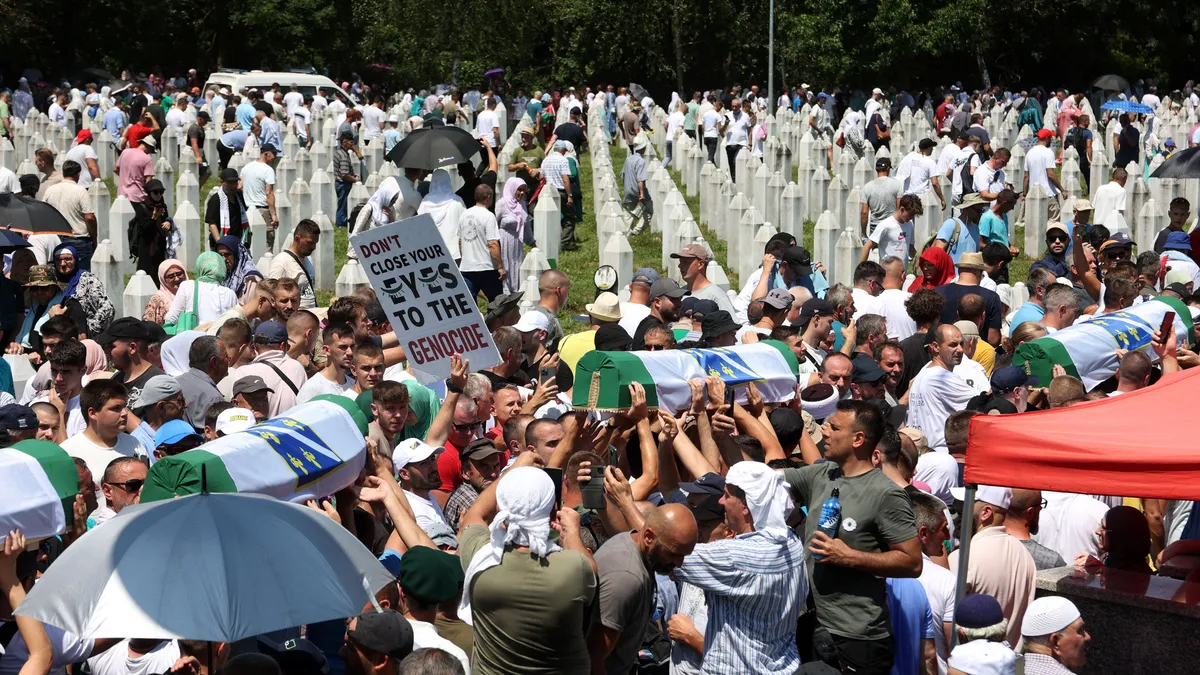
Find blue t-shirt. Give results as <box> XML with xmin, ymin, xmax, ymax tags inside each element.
<box><xmin>526</xmin><ymin>99</ymin><xmax>543</xmax><ymax>121</ymax></box>
<box><xmin>221</xmin><ymin>129</ymin><xmax>248</xmax><ymax>151</ymax></box>
<box><xmin>1009</xmin><ymin>301</ymin><xmax>1046</xmax><ymax>335</ymax></box>
<box><xmin>978</xmin><ymin>210</ymin><xmax>1009</xmax><ymax>247</ymax></box>
<box><xmin>236</xmin><ymin>102</ymin><xmax>257</xmax><ymax>131</ymax></box>
<box><xmin>886</xmin><ymin>578</ymin><xmax>934</xmax><ymax>675</ymax></box>
<box><xmin>383</xmin><ymin>128</ymin><xmax>402</xmax><ymax>154</ymax></box>
<box><xmin>935</xmin><ymin>217</ymin><xmax>980</xmax><ymax>263</ymax></box>
<box><xmin>103</xmin><ymin>108</ymin><xmax>125</xmax><ymax>140</ymax></box>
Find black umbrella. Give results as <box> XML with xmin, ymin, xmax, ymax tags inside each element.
<box><xmin>1092</xmin><ymin>74</ymin><xmax>1130</xmax><ymax>91</ymax></box>
<box><xmin>1150</xmin><ymin>147</ymin><xmax>1200</xmax><ymax>179</ymax></box>
<box><xmin>386</xmin><ymin>126</ymin><xmax>482</xmax><ymax>170</ymax></box>
<box><xmin>0</xmin><ymin>193</ymin><xmax>75</xmax><ymax>236</ymax></box>
<box><xmin>629</xmin><ymin>83</ymin><xmax>649</xmax><ymax>101</ymax></box>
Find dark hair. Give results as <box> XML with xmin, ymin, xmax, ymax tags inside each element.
<box><xmin>733</xmin><ymin>435</ymin><xmax>765</xmax><ymax>463</ymax></box>
<box><xmin>329</xmin><ymin>296</ymin><xmax>367</xmax><ymax>326</ymax></box>
<box><xmin>353</xmin><ymin>341</ymin><xmax>384</xmax><ymax>363</ymax></box>
<box><xmin>853</xmin><ymin>261</ymin><xmax>885</xmax><ymax>286</ymax></box>
<box><xmin>205</xmin><ymin>401</ymin><xmax>235</xmax><ymax>429</ymax></box>
<box><xmin>995</xmin><ymin>188</ymin><xmax>1018</xmax><ymax>205</ymax></box>
<box><xmin>1103</xmin><ymin>278</ymin><xmax>1138</xmax><ymax>308</ymax></box>
<box><xmin>957</xmin><ymin>294</ymin><xmax>985</xmax><ymax>323</ymax></box>
<box><xmin>944</xmin><ymin>410</ymin><xmax>979</xmax><ymax>451</ymax></box>
<box><xmin>1085</xmin><ymin>224</ymin><xmax>1110</xmax><ymax>251</ymax></box>
<box><xmin>322</xmin><ymin>322</ymin><xmax>356</xmax><ymax>345</ymax></box>
<box><xmin>294</xmin><ymin>218</ymin><xmax>320</xmax><ymax>239</ymax></box>
<box><xmin>525</xmin><ymin>418</ymin><xmax>561</xmax><ymax>448</ymax></box>
<box><xmin>1170</xmin><ymin>197</ymin><xmax>1191</xmax><ymax>212</ymax></box>
<box><xmin>48</xmin><ymin>338</ymin><xmax>86</xmax><ymax>369</ymax></box>
<box><xmin>103</xmin><ymin>456</ymin><xmax>144</xmax><ymax>483</ymax></box>
<box><xmin>873</xmin><ymin>339</ymin><xmax>903</xmax><ymax>361</ymax></box>
<box><xmin>474</xmin><ymin>184</ymin><xmax>494</xmax><ymax>203</ymax></box>
<box><xmin>80</xmin><ymin>380</ymin><xmax>128</xmax><ymax>420</ymax></box>
<box><xmin>61</xmin><ymin>160</ymin><xmax>82</xmax><ymax>179</ymax></box>
<box><xmin>769</xmin><ymin>325</ymin><xmax>800</xmax><ymax>342</ymax></box>
<box><xmin>898</xmin><ymin>194</ymin><xmax>923</xmax><ymax>214</ymax></box>
<box><xmin>373</xmin><ymin>380</ymin><xmax>410</xmax><ymax>406</ymax></box>
<box><xmin>981</xmin><ymin>243</ymin><xmax>1012</xmax><ymax>268</ymax></box>
<box><xmin>905</xmin><ymin>289</ymin><xmax>946</xmax><ymax>325</ymax></box>
<box><xmin>188</xmin><ymin>335</ymin><xmax>223</xmax><ymax>370</ymax></box>
<box><xmin>835</xmin><ymin>400</ymin><xmax>884</xmax><ymax>452</ymax></box>
<box><xmin>41</xmin><ymin>315</ymin><xmax>80</xmax><ymax>341</ymax></box>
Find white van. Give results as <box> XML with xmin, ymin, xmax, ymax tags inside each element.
<box><xmin>202</xmin><ymin>70</ymin><xmax>356</xmax><ymax>106</ymax></box>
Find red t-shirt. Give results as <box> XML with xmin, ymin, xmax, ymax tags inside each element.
<box><xmin>437</xmin><ymin>441</ymin><xmax>463</xmax><ymax>492</ymax></box>
<box><xmin>126</xmin><ymin>124</ymin><xmax>154</xmax><ymax>147</ymax></box>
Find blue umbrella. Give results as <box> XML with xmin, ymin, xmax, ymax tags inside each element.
<box><xmin>0</xmin><ymin>228</ymin><xmax>32</xmax><ymax>250</ymax></box>
<box><xmin>1100</xmin><ymin>100</ymin><xmax>1154</xmax><ymax>114</ymax></box>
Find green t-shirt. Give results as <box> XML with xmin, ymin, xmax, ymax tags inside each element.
<box><xmin>459</xmin><ymin>524</ymin><xmax>597</xmax><ymax>674</ymax></box>
<box><xmin>783</xmin><ymin>463</ymin><xmax>917</xmax><ymax>640</ymax></box>
<box><xmin>0</xmin><ymin>100</ymin><xmax>9</xmax><ymax>138</ymax></box>
<box><xmin>684</xmin><ymin>101</ymin><xmax>700</xmax><ymax>131</ymax></box>
<box><xmin>513</xmin><ymin>145</ymin><xmax>544</xmax><ymax>191</ymax></box>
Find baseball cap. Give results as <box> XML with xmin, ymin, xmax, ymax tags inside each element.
<box><xmin>257</xmin><ymin>637</ymin><xmax>329</xmax><ymax>675</ymax></box>
<box><xmin>346</xmin><ymin>609</ymin><xmax>414</xmax><ymax>660</ymax></box>
<box><xmin>1072</xmin><ymin>198</ymin><xmax>1093</xmax><ymax>212</ymax></box>
<box><xmin>949</xmin><ymin>485</ymin><xmax>1012</xmax><ymax>510</ymax></box>
<box><xmin>669</xmin><ymin>472</ymin><xmax>726</xmax><ymax>521</ymax></box>
<box><xmin>918</xmin><ymin>138</ymin><xmax>937</xmax><ymax>151</ymax></box>
<box><xmin>781</xmin><ymin>246</ymin><xmax>814</xmax><ymax>276</ymax></box>
<box><xmin>595</xmin><ymin>323</ymin><xmax>633</xmax><ymax>351</ymax></box>
<box><xmin>232</xmin><ymin>375</ymin><xmax>273</xmax><ymax>397</ymax></box>
<box><xmin>871</xmin><ymin>87</ymin><xmax>883</xmax><ymax>95</ymax></box>
<box><xmin>761</xmin><ymin>288</ymin><xmax>794</xmax><ymax>311</ymax></box>
<box><xmin>650</xmin><ymin>278</ymin><xmax>687</xmax><ymax>300</ymax></box>
<box><xmin>220</xmin><ymin>168</ymin><xmax>239</xmax><ymax>182</ymax></box>
<box><xmin>851</xmin><ymin>358</ymin><xmax>887</xmax><ymax>383</ymax></box>
<box><xmin>898</xmin><ymin>426</ymin><xmax>928</xmax><ymax>455</ymax></box>
<box><xmin>1022</xmin><ymin>596</ymin><xmax>1082</xmax><ymax>637</ymax></box>
<box><xmin>462</xmin><ymin>437</ymin><xmax>503</xmax><ymax>461</ymax></box>
<box><xmin>1045</xmin><ymin>222</ymin><xmax>1069</xmax><ymax>238</ymax></box>
<box><xmin>397</xmin><ymin>546</ymin><xmax>465</xmax><ymax>604</ymax></box>
<box><xmin>700</xmin><ymin>310</ymin><xmax>739</xmax><ymax>340</ymax></box>
<box><xmin>130</xmin><ymin>375</ymin><xmax>183</xmax><ymax>412</ymax></box>
<box><xmin>95</xmin><ymin>317</ymin><xmax>152</xmax><ymax>346</ymax></box>
<box><xmin>957</xmin><ymin>593</ymin><xmax>1005</xmax><ymax>628</ymax></box>
<box><xmin>670</xmin><ymin>243</ymin><xmax>711</xmax><ymax>262</ymax></box>
<box><xmin>215</xmin><ymin>407</ymin><xmax>257</xmax><ymax>435</ymax></box>
<box><xmin>947</xmin><ymin>640</ymin><xmax>1017</xmax><ymax>675</ymax></box>
<box><xmin>680</xmin><ymin>297</ymin><xmax>718</xmax><ymax>319</ymax></box>
<box><xmin>260</xmin><ymin>143</ymin><xmax>280</xmax><ymax>155</ymax></box>
<box><xmin>74</xmin><ymin>129</ymin><xmax>93</xmax><ymax>144</ymax></box>
<box><xmin>253</xmin><ymin>321</ymin><xmax>290</xmax><ymax>344</ymax></box>
<box><xmin>990</xmin><ymin>365</ymin><xmax>1038</xmax><ymax>394</ymax></box>
<box><xmin>154</xmin><ymin>419</ymin><xmax>203</xmax><ymax>447</ymax></box>
<box><xmin>1037</xmin><ymin>128</ymin><xmax>1054</xmax><ymax>140</ymax></box>
<box><xmin>953</xmin><ymin>320</ymin><xmax>980</xmax><ymax>338</ymax></box>
<box><xmin>631</xmin><ymin>267</ymin><xmax>660</xmax><ymax>285</ymax></box>
<box><xmin>513</xmin><ymin>311</ymin><xmax>551</xmax><ymax>333</ymax></box>
<box><xmin>1166</xmin><ymin>138</ymin><xmax>1177</xmax><ymax>147</ymax></box>
<box><xmin>392</xmin><ymin>438</ymin><xmax>442</xmax><ymax>468</ymax></box>
<box><xmin>0</xmin><ymin>405</ymin><xmax>38</xmax><ymax>432</ymax></box>
<box><xmin>798</xmin><ymin>298</ymin><xmax>836</xmax><ymax>322</ymax></box>
<box><xmin>485</xmin><ymin>292</ymin><xmax>522</xmax><ymax>321</ymax></box>
<box><xmin>875</xmin><ymin>157</ymin><xmax>892</xmax><ymax>172</ymax></box>
<box><xmin>1098</xmin><ymin>232</ymin><xmax>1135</xmax><ymax>252</ymax></box>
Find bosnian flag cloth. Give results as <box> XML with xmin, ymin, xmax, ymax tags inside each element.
<box><xmin>0</xmin><ymin>440</ymin><xmax>80</xmax><ymax>539</ymax></box>
<box><xmin>573</xmin><ymin>340</ymin><xmax>801</xmax><ymax>412</ymax></box>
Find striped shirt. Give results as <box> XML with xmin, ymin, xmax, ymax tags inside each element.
<box><xmin>541</xmin><ymin>152</ymin><xmax>570</xmax><ymax>190</ymax></box>
<box><xmin>673</xmin><ymin>530</ymin><xmax>808</xmax><ymax>674</ymax></box>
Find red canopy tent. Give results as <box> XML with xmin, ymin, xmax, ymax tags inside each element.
<box><xmin>963</xmin><ymin>367</ymin><xmax>1200</xmax><ymax>501</ymax></box>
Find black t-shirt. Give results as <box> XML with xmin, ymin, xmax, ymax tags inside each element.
<box><xmin>254</xmin><ymin>101</ymin><xmax>275</xmax><ymax>118</ymax></box>
<box><xmin>223</xmin><ymin>106</ymin><xmax>237</xmax><ymax>125</ymax></box>
<box><xmin>114</xmin><ymin>365</ymin><xmax>167</xmax><ymax>408</ymax></box>
<box><xmin>553</xmin><ymin>123</ymin><xmax>587</xmax><ymax>151</ymax></box>
<box><xmin>896</xmin><ymin>331</ymin><xmax>930</xmax><ymax>398</ymax></box>
<box><xmin>934</xmin><ymin>283</ymin><xmax>1002</xmax><ymax>334</ymax></box>
<box><xmin>186</xmin><ymin>124</ymin><xmax>206</xmax><ymax>154</ymax></box>
<box><xmin>204</xmin><ymin>191</ymin><xmax>245</xmax><ymax>241</ymax></box>
<box><xmin>481</xmin><ymin>369</ymin><xmax>521</xmax><ymax>390</ymax></box>
<box><xmin>631</xmin><ymin>315</ymin><xmax>663</xmax><ymax>351</ymax></box>
<box><xmin>455</xmin><ymin>170</ymin><xmax>498</xmax><ymax>209</ymax></box>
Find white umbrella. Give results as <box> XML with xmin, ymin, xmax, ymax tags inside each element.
<box><xmin>16</xmin><ymin>491</ymin><xmax>392</xmax><ymax>642</ymax></box>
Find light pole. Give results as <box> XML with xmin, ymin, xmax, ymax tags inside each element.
<box><xmin>767</xmin><ymin>0</ymin><xmax>775</xmax><ymax>112</ymax></box>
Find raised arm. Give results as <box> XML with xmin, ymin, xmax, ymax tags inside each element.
<box><xmin>425</xmin><ymin>354</ymin><xmax>467</xmax><ymax>448</ymax></box>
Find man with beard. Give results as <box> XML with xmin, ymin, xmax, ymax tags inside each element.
<box><xmin>443</xmin><ymin>438</ymin><xmax>504</xmax><ymax>532</ymax></box>
<box><xmin>1004</xmin><ymin>488</ymin><xmax>1066</xmax><ymax>570</ymax></box>
<box><xmin>97</xmin><ymin>318</ymin><xmax>165</xmax><ymax>407</ymax></box>
<box><xmin>88</xmin><ymin>456</ymin><xmax>148</xmax><ymax>529</ymax></box>
<box><xmin>587</xmin><ymin>503</ymin><xmax>698</xmax><ymax>674</ymax></box>
<box><xmin>906</xmin><ymin>324</ymin><xmax>977</xmax><ymax>454</ymax></box>
<box><xmin>1029</xmin><ymin>223</ymin><xmax>1071</xmax><ymax>280</ymax></box>
<box><xmin>392</xmin><ymin>438</ymin><xmax>448</xmax><ymax>533</ymax></box>
<box><xmin>874</xmin><ymin>340</ymin><xmax>904</xmax><ymax>403</ymax></box>
<box><xmin>632</xmin><ymin>278</ymin><xmax>686</xmax><ymax>349</ymax></box>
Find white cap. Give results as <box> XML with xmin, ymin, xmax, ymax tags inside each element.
<box><xmin>1022</xmin><ymin>596</ymin><xmax>1082</xmax><ymax>637</ymax></box>
<box><xmin>947</xmin><ymin>640</ymin><xmax>1018</xmax><ymax>675</ymax></box>
<box><xmin>514</xmin><ymin>311</ymin><xmax>550</xmax><ymax>333</ymax></box>
<box><xmin>949</xmin><ymin>485</ymin><xmax>1012</xmax><ymax>510</ymax></box>
<box><xmin>872</xmin><ymin>87</ymin><xmax>884</xmax><ymax>95</ymax></box>
<box><xmin>387</xmin><ymin>114</ymin><xmax>399</xmax><ymax>123</ymax></box>
<box><xmin>216</xmin><ymin>407</ymin><xmax>256</xmax><ymax>435</ymax></box>
<box><xmin>219</xmin><ymin>87</ymin><xmax>230</xmax><ymax>95</ymax></box>
<box><xmin>801</xmin><ymin>83</ymin><xmax>810</xmax><ymax>89</ymax></box>
<box><xmin>392</xmin><ymin>438</ymin><xmax>443</xmax><ymax>468</ymax></box>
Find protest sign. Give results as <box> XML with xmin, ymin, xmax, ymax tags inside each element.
<box><xmin>351</xmin><ymin>214</ymin><xmax>501</xmax><ymax>383</ymax></box>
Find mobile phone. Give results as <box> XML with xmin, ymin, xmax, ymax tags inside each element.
<box><xmin>1159</xmin><ymin>312</ymin><xmax>1175</xmax><ymax>344</ymax></box>
<box><xmin>581</xmin><ymin>466</ymin><xmax>607</xmax><ymax>510</ymax></box>
<box><xmin>724</xmin><ymin>384</ymin><xmax>736</xmax><ymax>407</ymax></box>
<box><xmin>539</xmin><ymin>366</ymin><xmax>557</xmax><ymax>385</ymax></box>
<box><xmin>542</xmin><ymin>467</ymin><xmax>563</xmax><ymax>507</ymax></box>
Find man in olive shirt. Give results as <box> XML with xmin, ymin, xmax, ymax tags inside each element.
<box><xmin>782</xmin><ymin>400</ymin><xmax>922</xmax><ymax>675</ymax></box>
<box><xmin>508</xmin><ymin>126</ymin><xmax>544</xmax><ymax>195</ymax></box>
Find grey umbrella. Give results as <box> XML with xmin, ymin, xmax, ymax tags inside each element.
<box><xmin>1150</xmin><ymin>147</ymin><xmax>1200</xmax><ymax>179</ymax></box>
<box><xmin>1093</xmin><ymin>74</ymin><xmax>1130</xmax><ymax>91</ymax></box>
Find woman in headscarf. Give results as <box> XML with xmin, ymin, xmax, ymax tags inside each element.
<box><xmin>159</xmin><ymin>330</ymin><xmax>205</xmax><ymax>376</ymax></box>
<box><xmin>495</xmin><ymin>177</ymin><xmax>529</xmax><ymax>294</ymax></box>
<box><xmin>166</xmin><ymin>252</ymin><xmax>238</xmax><ymax>325</ymax></box>
<box><xmin>53</xmin><ymin>244</ymin><xmax>114</xmax><ymax>336</ymax></box>
<box><xmin>130</xmin><ymin>179</ymin><xmax>178</xmax><ymax>281</ymax></box>
<box><xmin>907</xmin><ymin>246</ymin><xmax>955</xmax><ymax>291</ymax></box>
<box><xmin>214</xmin><ymin>235</ymin><xmax>262</xmax><ymax>301</ymax></box>
<box><xmin>143</xmin><ymin>259</ymin><xmax>188</xmax><ymax>324</ymax></box>
<box><xmin>399</xmin><ymin>382</ymin><xmax>441</xmax><ymax>443</ymax></box>
<box><xmin>8</xmin><ymin>265</ymin><xmax>86</xmax><ymax>357</ymax></box>
<box><xmin>417</xmin><ymin>169</ymin><xmax>467</xmax><ymax>263</ymax></box>
<box><xmin>1079</xmin><ymin>505</ymin><xmax>1154</xmax><ymax>574</ymax></box>
<box><xmin>841</xmin><ymin>110</ymin><xmax>866</xmax><ymax>161</ymax></box>
<box><xmin>82</xmin><ymin>339</ymin><xmax>108</xmax><ymax>377</ymax></box>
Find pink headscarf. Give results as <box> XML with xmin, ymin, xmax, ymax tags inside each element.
<box><xmin>155</xmin><ymin>259</ymin><xmax>187</xmax><ymax>307</ymax></box>
<box><xmin>81</xmin><ymin>339</ymin><xmax>107</xmax><ymax>375</ymax></box>
<box><xmin>499</xmin><ymin>177</ymin><xmax>529</xmax><ymax>236</ymax></box>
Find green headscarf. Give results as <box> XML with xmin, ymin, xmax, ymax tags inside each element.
<box><xmin>399</xmin><ymin>382</ymin><xmax>440</xmax><ymax>443</ymax></box>
<box><xmin>196</xmin><ymin>252</ymin><xmax>227</xmax><ymax>283</ymax></box>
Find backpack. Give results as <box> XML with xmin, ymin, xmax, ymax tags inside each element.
<box><xmin>165</xmin><ymin>281</ymin><xmax>200</xmax><ymax>335</ymax></box>
<box><xmin>957</xmin><ymin>151</ymin><xmax>977</xmax><ymax>198</ymax></box>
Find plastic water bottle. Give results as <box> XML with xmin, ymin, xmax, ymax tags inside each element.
<box><xmin>812</xmin><ymin>488</ymin><xmax>842</xmax><ymax>560</ymax></box>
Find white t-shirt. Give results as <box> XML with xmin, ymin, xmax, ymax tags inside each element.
<box><xmin>312</xmin><ymin>95</ymin><xmax>328</xmax><ymax>114</ymax></box>
<box><xmin>87</xmin><ymin>640</ymin><xmax>180</xmax><ymax>675</ymax></box>
<box><xmin>1033</xmin><ymin>492</ymin><xmax>1109</xmax><ymax>562</ymax></box>
<box><xmin>296</xmin><ymin>370</ymin><xmax>356</xmax><ymax>404</ymax></box>
<box><xmin>906</xmin><ymin>365</ymin><xmax>978</xmax><ymax>453</ymax></box>
<box><xmin>618</xmin><ymin>302</ymin><xmax>651</xmax><ymax>338</ymax></box>
<box><xmin>917</xmin><ymin>553</ymin><xmax>957</xmax><ymax>675</ymax></box>
<box><xmin>936</xmin><ymin>143</ymin><xmax>963</xmax><ymax>179</ymax></box>
<box><xmin>0</xmin><ymin>626</ymin><xmax>94</xmax><ymax>675</ymax></box>
<box><xmin>240</xmin><ymin>161</ymin><xmax>276</xmax><ymax>209</ymax></box>
<box><xmin>267</xmin><ymin>251</ymin><xmax>317</xmax><ymax>309</ymax></box>
<box><xmin>403</xmin><ymin>490</ymin><xmax>447</xmax><ymax>532</ymax></box>
<box><xmin>1141</xmin><ymin>93</ymin><xmax>1161</xmax><ymax>111</ymax></box>
<box><xmin>972</xmin><ymin>162</ymin><xmax>1005</xmax><ymax>197</ymax></box>
<box><xmin>458</xmin><ymin>205</ymin><xmax>500</xmax><ymax>272</ymax></box>
<box><xmin>953</xmin><ymin>358</ymin><xmax>990</xmax><ymax>395</ymax></box>
<box><xmin>1024</xmin><ymin>144</ymin><xmax>1059</xmax><ymax>196</ymax></box>
<box><xmin>65</xmin><ymin>144</ymin><xmax>99</xmax><ymax>188</ymax></box>
<box><xmin>914</xmin><ymin>452</ymin><xmax>960</xmax><ymax>506</ymax></box>
<box><xmin>60</xmin><ymin>433</ymin><xmax>148</xmax><ymax>508</ymax></box>
<box><xmin>48</xmin><ymin>103</ymin><xmax>67</xmax><ymax>127</ymax></box>
<box><xmin>950</xmin><ymin>150</ymin><xmax>980</xmax><ymax>199</ymax></box>
<box><xmin>475</xmin><ymin>109</ymin><xmax>500</xmax><ymax>147</ymax></box>
<box><xmin>165</xmin><ymin>108</ymin><xmax>188</xmax><ymax>142</ymax></box>
<box><xmin>724</xmin><ymin>111</ymin><xmax>753</xmax><ymax>146</ymax></box>
<box><xmin>850</xmin><ymin>288</ymin><xmax>883</xmax><ymax>320</ymax></box>
<box><xmin>292</xmin><ymin>107</ymin><xmax>312</xmax><ymax>138</ymax></box>
<box><xmin>869</xmin><ymin>216</ymin><xmax>913</xmax><ymax>268</ymax></box>
<box><xmin>1092</xmin><ymin>181</ymin><xmax>1127</xmax><ymax>226</ymax></box>
<box><xmin>701</xmin><ymin>110</ymin><xmax>722</xmax><ymax>138</ymax></box>
<box><xmin>362</xmin><ymin>105</ymin><xmax>385</xmax><ymax>140</ymax></box>
<box><xmin>877</xmin><ymin>288</ymin><xmax>916</xmax><ymax>339</ymax></box>
<box><xmin>666</xmin><ymin>111</ymin><xmax>686</xmax><ymax>140</ymax></box>
<box><xmin>904</xmin><ymin>155</ymin><xmax>938</xmax><ymax>195</ymax></box>
<box><xmin>284</xmin><ymin>91</ymin><xmax>304</xmax><ymax>118</ymax></box>
<box><xmin>409</xmin><ymin>620</ymin><xmax>470</xmax><ymax>672</ymax></box>
<box><xmin>65</xmin><ymin>395</ymin><xmax>85</xmax><ymax>436</ymax></box>
<box><xmin>27</xmin><ymin>234</ymin><xmax>62</xmax><ymax>265</ymax></box>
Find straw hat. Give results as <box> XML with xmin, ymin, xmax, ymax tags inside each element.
<box><xmin>584</xmin><ymin>292</ymin><xmax>623</xmax><ymax>322</ymax></box>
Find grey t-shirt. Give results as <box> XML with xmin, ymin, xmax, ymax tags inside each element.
<box><xmin>861</xmin><ymin>177</ymin><xmax>903</xmax><ymax>235</ymax></box>
<box><xmin>533</xmin><ymin>305</ymin><xmax>564</xmax><ymax>351</ymax></box>
<box><xmin>783</xmin><ymin>463</ymin><xmax>918</xmax><ymax>640</ymax></box>
<box><xmin>593</xmin><ymin>531</ymin><xmax>654</xmax><ymax>675</ymax></box>
<box><xmin>688</xmin><ymin>282</ymin><xmax>736</xmax><ymax>316</ymax></box>
<box><xmin>621</xmin><ymin>153</ymin><xmax>649</xmax><ymax>203</ymax></box>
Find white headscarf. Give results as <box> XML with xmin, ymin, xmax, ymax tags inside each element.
<box><xmin>459</xmin><ymin>467</ymin><xmax>561</xmax><ymax>625</ymax></box>
<box><xmin>417</xmin><ymin>169</ymin><xmax>466</xmax><ymax>259</ymax></box>
<box><xmin>366</xmin><ymin>177</ymin><xmax>402</xmax><ymax>226</ymax></box>
<box><xmin>725</xmin><ymin>461</ymin><xmax>794</xmax><ymax>540</ymax></box>
<box><xmin>160</xmin><ymin>330</ymin><xmax>206</xmax><ymax>376</ymax></box>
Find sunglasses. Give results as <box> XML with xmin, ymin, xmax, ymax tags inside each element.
<box><xmin>104</xmin><ymin>478</ymin><xmax>145</xmax><ymax>493</ymax></box>
<box><xmin>453</xmin><ymin>421</ymin><xmax>479</xmax><ymax>431</ymax></box>
<box><xmin>1047</xmin><ymin>234</ymin><xmax>1069</xmax><ymax>243</ymax></box>
<box><xmin>643</xmin><ymin>343</ymin><xmax>668</xmax><ymax>351</ymax></box>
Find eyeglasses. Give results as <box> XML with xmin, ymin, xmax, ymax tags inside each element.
<box><xmin>1040</xmin><ymin>498</ymin><xmax>1049</xmax><ymax>510</ymax></box>
<box><xmin>165</xmin><ymin>271</ymin><xmax>186</xmax><ymax>282</ymax></box>
<box><xmin>104</xmin><ymin>478</ymin><xmax>145</xmax><ymax>493</ymax></box>
<box><xmin>644</xmin><ymin>343</ymin><xmax>668</xmax><ymax>351</ymax></box>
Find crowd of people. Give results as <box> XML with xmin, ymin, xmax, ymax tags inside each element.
<box><xmin>1</xmin><ymin>69</ymin><xmax>1198</xmax><ymax>675</ymax></box>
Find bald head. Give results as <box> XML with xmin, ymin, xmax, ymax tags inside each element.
<box><xmin>880</xmin><ymin>256</ymin><xmax>906</xmax><ymax>285</ymax></box>
<box><xmin>1008</xmin><ymin>488</ymin><xmax>1042</xmax><ymax>514</ymax></box>
<box><xmin>539</xmin><ymin>269</ymin><xmax>570</xmax><ymax>294</ymax></box>
<box><xmin>647</xmin><ymin>503</ymin><xmax>699</xmax><ymax>543</ymax></box>
<box><xmin>1048</xmin><ymin>375</ymin><xmax>1086</xmax><ymax>408</ymax></box>
<box><xmin>641</xmin><ymin>504</ymin><xmax>699</xmax><ymax>574</ymax></box>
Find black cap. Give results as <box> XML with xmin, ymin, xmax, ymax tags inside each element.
<box><xmin>680</xmin><ymin>297</ymin><xmax>718</xmax><ymax>319</ymax></box>
<box><xmin>798</xmin><ymin>298</ymin><xmax>836</xmax><ymax>322</ymax></box>
<box><xmin>256</xmin><ymin>637</ymin><xmax>329</xmax><ymax>675</ymax></box>
<box><xmin>143</xmin><ymin>320</ymin><xmax>168</xmax><ymax>345</ymax></box>
<box><xmin>919</xmin><ymin>138</ymin><xmax>937</xmax><ymax>151</ymax></box>
<box><xmin>95</xmin><ymin>317</ymin><xmax>151</xmax><ymax>346</ymax></box>
<box><xmin>232</xmin><ymin>375</ymin><xmax>273</xmax><ymax>396</ymax></box>
<box><xmin>260</xmin><ymin>143</ymin><xmax>280</xmax><ymax>154</ymax></box>
<box><xmin>0</xmin><ymin>404</ymin><xmax>38</xmax><ymax>431</ymax></box>
<box><xmin>669</xmin><ymin>472</ymin><xmax>726</xmax><ymax>521</ymax></box>
<box><xmin>700</xmin><ymin>310</ymin><xmax>739</xmax><ymax>339</ymax></box>
<box><xmin>220</xmin><ymin>168</ymin><xmax>239</xmax><ymax>182</ymax></box>
<box><xmin>347</xmin><ymin>609</ymin><xmax>414</xmax><ymax>660</ymax></box>
<box><xmin>595</xmin><ymin>324</ymin><xmax>633</xmax><ymax>351</ymax></box>
<box><xmin>852</xmin><ymin>358</ymin><xmax>888</xmax><ymax>383</ymax></box>
<box><xmin>650</xmin><ymin>278</ymin><xmax>687</xmax><ymax>300</ymax></box>
<box><xmin>767</xmin><ymin>231</ymin><xmax>796</xmax><ymax>250</ymax></box>
<box><xmin>781</xmin><ymin>246</ymin><xmax>813</xmax><ymax>276</ymax></box>
<box><xmin>485</xmin><ymin>292</ymin><xmax>522</xmax><ymax>321</ymax></box>
<box><xmin>990</xmin><ymin>365</ymin><xmax>1039</xmax><ymax>394</ymax></box>
<box><xmin>875</xmin><ymin>157</ymin><xmax>892</xmax><ymax>172</ymax></box>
